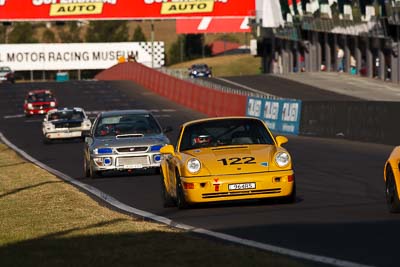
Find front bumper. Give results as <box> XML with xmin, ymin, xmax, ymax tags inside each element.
<box><xmin>180</xmin><ymin>170</ymin><xmax>294</xmax><ymax>204</ymax></box>
<box><xmin>44</xmin><ymin>130</ymin><xmax>84</xmax><ymax>140</ymax></box>
<box><xmin>25</xmin><ymin>108</ymin><xmax>53</xmax><ymax>115</ymax></box>
<box><xmin>190</xmin><ymin>73</ymin><xmax>211</xmax><ymax>78</ymax></box>
<box><xmin>90</xmin><ymin>153</ymin><xmax>162</xmax><ymax>171</ymax></box>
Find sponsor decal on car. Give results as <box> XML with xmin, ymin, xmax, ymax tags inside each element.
<box><xmin>212</xmin><ymin>178</ymin><xmax>221</xmax><ymax>191</ymax></box>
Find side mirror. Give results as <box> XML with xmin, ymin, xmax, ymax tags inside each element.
<box><xmin>275</xmin><ymin>136</ymin><xmax>288</xmax><ymax>147</ymax></box>
<box><xmin>160</xmin><ymin>144</ymin><xmax>175</xmax><ymax>156</ymax></box>
<box><xmin>163</xmin><ymin>126</ymin><xmax>173</xmax><ymax>133</ymax></box>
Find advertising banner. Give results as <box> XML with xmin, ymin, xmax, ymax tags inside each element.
<box><xmin>246</xmin><ymin>97</ymin><xmax>302</xmax><ymax>135</ymax></box>
<box><xmin>0</xmin><ymin>42</ymin><xmax>165</xmax><ymax>70</ymax></box>
<box><xmin>176</xmin><ymin>17</ymin><xmax>251</xmax><ymax>33</ymax></box>
<box><xmin>0</xmin><ymin>0</ymin><xmax>255</xmax><ymax>21</ymax></box>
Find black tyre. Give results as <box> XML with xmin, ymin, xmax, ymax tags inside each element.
<box><xmin>42</xmin><ymin>137</ymin><xmax>52</xmax><ymax>144</ymax></box>
<box><xmin>89</xmin><ymin>163</ymin><xmax>101</xmax><ymax>179</ymax></box>
<box><xmin>175</xmin><ymin>172</ymin><xmax>189</xmax><ymax>209</ymax></box>
<box><xmin>83</xmin><ymin>158</ymin><xmax>90</xmax><ymax>178</ymax></box>
<box><xmin>161</xmin><ymin>172</ymin><xmax>175</xmax><ymax>208</ymax></box>
<box><xmin>385</xmin><ymin>168</ymin><xmax>400</xmax><ymax>213</ymax></box>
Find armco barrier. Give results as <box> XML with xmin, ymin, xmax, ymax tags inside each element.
<box><xmin>246</xmin><ymin>97</ymin><xmax>302</xmax><ymax>135</ymax></box>
<box><xmin>300</xmin><ymin>101</ymin><xmax>398</xmax><ymax>145</ymax></box>
<box><xmin>95</xmin><ymin>62</ymin><xmax>247</xmax><ymax>117</ymax></box>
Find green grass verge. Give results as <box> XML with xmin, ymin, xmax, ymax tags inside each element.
<box><xmin>0</xmin><ymin>143</ymin><xmax>314</xmax><ymax>267</ymax></box>
<box><xmin>169</xmin><ymin>54</ymin><xmax>262</xmax><ymax>77</ymax></box>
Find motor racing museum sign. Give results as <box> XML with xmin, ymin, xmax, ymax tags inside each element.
<box><xmin>0</xmin><ymin>42</ymin><xmax>165</xmax><ymax>70</ymax></box>
<box><xmin>0</xmin><ymin>0</ymin><xmax>254</xmax><ymax>21</ymax></box>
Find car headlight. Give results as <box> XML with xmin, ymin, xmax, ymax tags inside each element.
<box><xmin>150</xmin><ymin>145</ymin><xmax>163</xmax><ymax>152</ymax></box>
<box><xmin>50</xmin><ymin>102</ymin><xmax>56</xmax><ymax>107</ymax></box>
<box><xmin>275</xmin><ymin>152</ymin><xmax>290</xmax><ymax>167</ymax></box>
<box><xmin>187</xmin><ymin>158</ymin><xmax>201</xmax><ymax>174</ymax></box>
<box><xmin>94</xmin><ymin>147</ymin><xmax>113</xmax><ymax>154</ymax></box>
<box><xmin>44</xmin><ymin>123</ymin><xmax>54</xmax><ymax>130</ymax></box>
<box><xmin>27</xmin><ymin>103</ymin><xmax>33</xmax><ymax>109</ymax></box>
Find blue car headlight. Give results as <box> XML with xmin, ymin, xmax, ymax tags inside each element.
<box><xmin>94</xmin><ymin>147</ymin><xmax>113</xmax><ymax>154</ymax></box>
<box><xmin>153</xmin><ymin>154</ymin><xmax>162</xmax><ymax>162</ymax></box>
<box><xmin>103</xmin><ymin>157</ymin><xmax>112</xmax><ymax>166</ymax></box>
<box><xmin>150</xmin><ymin>145</ymin><xmax>163</xmax><ymax>152</ymax></box>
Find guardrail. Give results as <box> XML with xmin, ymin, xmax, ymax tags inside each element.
<box><xmin>159</xmin><ymin>68</ymin><xmax>282</xmax><ymax>100</ymax></box>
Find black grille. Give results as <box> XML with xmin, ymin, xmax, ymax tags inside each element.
<box><xmin>32</xmin><ymin>103</ymin><xmax>50</xmax><ymax>109</ymax></box>
<box><xmin>202</xmin><ymin>188</ymin><xmax>281</xmax><ymax>199</ymax></box>
<box><xmin>54</xmin><ymin>122</ymin><xmax>82</xmax><ymax>128</ymax></box>
<box><xmin>116</xmin><ymin>146</ymin><xmax>148</xmax><ymax>153</ymax></box>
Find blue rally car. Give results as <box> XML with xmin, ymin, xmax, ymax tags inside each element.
<box><xmin>188</xmin><ymin>64</ymin><xmax>212</xmax><ymax>78</ymax></box>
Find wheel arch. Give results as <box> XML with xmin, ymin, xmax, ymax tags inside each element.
<box><xmin>385</xmin><ymin>161</ymin><xmax>400</xmax><ymax>200</ymax></box>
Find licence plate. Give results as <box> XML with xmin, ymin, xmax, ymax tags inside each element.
<box><xmin>123</xmin><ymin>164</ymin><xmax>143</xmax><ymax>169</ymax></box>
<box><xmin>228</xmin><ymin>182</ymin><xmax>256</xmax><ymax>191</ymax></box>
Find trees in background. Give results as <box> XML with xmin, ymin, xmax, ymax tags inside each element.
<box><xmin>132</xmin><ymin>25</ymin><xmax>147</xmax><ymax>42</ymax></box>
<box><xmin>168</xmin><ymin>35</ymin><xmax>186</xmax><ymax>65</ymax></box>
<box><xmin>168</xmin><ymin>34</ymin><xmax>212</xmax><ymax>65</ymax></box>
<box><xmin>85</xmin><ymin>21</ymin><xmax>129</xmax><ymax>42</ymax></box>
<box><xmin>42</xmin><ymin>28</ymin><xmax>56</xmax><ymax>43</ymax></box>
<box><xmin>58</xmin><ymin>22</ymin><xmax>82</xmax><ymax>43</ymax></box>
<box><xmin>0</xmin><ymin>25</ymin><xmax>5</xmax><ymax>43</ymax></box>
<box><xmin>7</xmin><ymin>22</ymin><xmax>38</xmax><ymax>43</ymax></box>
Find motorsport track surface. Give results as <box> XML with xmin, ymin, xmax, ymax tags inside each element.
<box><xmin>0</xmin><ymin>78</ymin><xmax>398</xmax><ymax>267</ymax></box>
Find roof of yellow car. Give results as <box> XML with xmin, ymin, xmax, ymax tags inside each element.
<box><xmin>181</xmin><ymin>116</ymin><xmax>263</xmax><ymax>128</ymax></box>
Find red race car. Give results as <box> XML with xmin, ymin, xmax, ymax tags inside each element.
<box><xmin>24</xmin><ymin>89</ymin><xmax>58</xmax><ymax>117</ymax></box>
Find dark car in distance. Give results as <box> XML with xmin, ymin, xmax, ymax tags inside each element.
<box><xmin>188</xmin><ymin>64</ymin><xmax>212</xmax><ymax>78</ymax></box>
<box><xmin>0</xmin><ymin>66</ymin><xmax>15</xmax><ymax>84</ymax></box>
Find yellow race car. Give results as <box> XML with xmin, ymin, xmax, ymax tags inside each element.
<box><xmin>160</xmin><ymin>117</ymin><xmax>295</xmax><ymax>209</ymax></box>
<box><xmin>384</xmin><ymin>146</ymin><xmax>400</xmax><ymax>213</ymax></box>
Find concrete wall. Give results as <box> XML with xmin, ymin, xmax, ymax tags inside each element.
<box><xmin>300</xmin><ymin>101</ymin><xmax>397</xmax><ymax>145</ymax></box>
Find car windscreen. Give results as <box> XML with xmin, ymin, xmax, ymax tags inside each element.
<box><xmin>27</xmin><ymin>93</ymin><xmax>55</xmax><ymax>103</ymax></box>
<box><xmin>94</xmin><ymin>114</ymin><xmax>162</xmax><ymax>137</ymax></box>
<box><xmin>192</xmin><ymin>64</ymin><xmax>208</xmax><ymax>70</ymax></box>
<box><xmin>179</xmin><ymin>119</ymin><xmax>274</xmax><ymax>151</ymax></box>
<box><xmin>49</xmin><ymin>110</ymin><xmax>84</xmax><ymax>121</ymax></box>
<box><xmin>0</xmin><ymin>67</ymin><xmax>11</xmax><ymax>72</ymax></box>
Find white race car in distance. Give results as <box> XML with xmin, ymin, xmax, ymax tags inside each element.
<box><xmin>42</xmin><ymin>107</ymin><xmax>92</xmax><ymax>143</ymax></box>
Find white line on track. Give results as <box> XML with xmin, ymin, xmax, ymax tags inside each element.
<box><xmin>3</xmin><ymin>114</ymin><xmax>25</xmax><ymax>119</ymax></box>
<box><xmin>0</xmin><ymin>132</ymin><xmax>375</xmax><ymax>267</ymax></box>
<box><xmin>215</xmin><ymin>77</ymin><xmax>271</xmax><ymax>96</ymax></box>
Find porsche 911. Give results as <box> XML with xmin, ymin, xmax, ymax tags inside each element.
<box><xmin>160</xmin><ymin>117</ymin><xmax>295</xmax><ymax>209</ymax></box>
